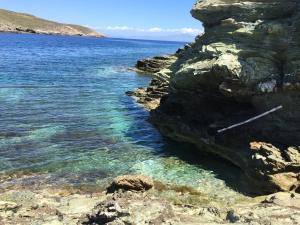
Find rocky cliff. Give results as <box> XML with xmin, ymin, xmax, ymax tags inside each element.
<box><xmin>0</xmin><ymin>9</ymin><xmax>104</xmax><ymax>37</ymax></box>
<box><xmin>143</xmin><ymin>0</ymin><xmax>300</xmax><ymax>194</ymax></box>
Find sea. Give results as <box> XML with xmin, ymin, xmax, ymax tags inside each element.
<box><xmin>0</xmin><ymin>33</ymin><xmax>244</xmax><ymax>200</ymax></box>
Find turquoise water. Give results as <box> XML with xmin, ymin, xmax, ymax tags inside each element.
<box><xmin>0</xmin><ymin>34</ymin><xmax>243</xmax><ymax>198</ymax></box>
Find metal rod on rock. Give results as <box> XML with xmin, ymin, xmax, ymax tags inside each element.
<box><xmin>217</xmin><ymin>105</ymin><xmax>283</xmax><ymax>133</ymax></box>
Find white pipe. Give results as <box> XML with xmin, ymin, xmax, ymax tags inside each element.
<box><xmin>217</xmin><ymin>105</ymin><xmax>283</xmax><ymax>133</ymax></box>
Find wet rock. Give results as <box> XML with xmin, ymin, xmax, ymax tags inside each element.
<box><xmin>128</xmin><ymin>54</ymin><xmax>177</xmax><ymax>110</ymax></box>
<box><xmin>125</xmin><ymin>91</ymin><xmax>135</xmax><ymax>96</ymax></box>
<box><xmin>107</xmin><ymin>175</ymin><xmax>154</xmax><ymax>193</ymax></box>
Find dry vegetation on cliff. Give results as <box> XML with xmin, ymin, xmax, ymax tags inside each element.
<box><xmin>0</xmin><ymin>9</ymin><xmax>104</xmax><ymax>37</ymax></box>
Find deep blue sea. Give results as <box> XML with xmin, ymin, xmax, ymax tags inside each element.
<box><xmin>0</xmin><ymin>33</ymin><xmax>242</xmax><ymax>198</ymax></box>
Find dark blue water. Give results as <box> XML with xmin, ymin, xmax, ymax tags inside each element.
<box><xmin>0</xmin><ymin>33</ymin><xmax>242</xmax><ymax>198</ymax></box>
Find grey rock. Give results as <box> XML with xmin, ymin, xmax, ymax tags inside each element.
<box><xmin>226</xmin><ymin>210</ymin><xmax>240</xmax><ymax>223</ymax></box>
<box><xmin>135</xmin><ymin>55</ymin><xmax>178</xmax><ymax>74</ymax></box>
<box><xmin>148</xmin><ymin>0</ymin><xmax>300</xmax><ymax>194</ymax></box>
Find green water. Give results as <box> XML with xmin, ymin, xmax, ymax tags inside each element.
<box><xmin>0</xmin><ymin>34</ymin><xmax>245</xmax><ymax>200</ymax></box>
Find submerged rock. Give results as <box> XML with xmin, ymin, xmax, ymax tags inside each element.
<box><xmin>107</xmin><ymin>175</ymin><xmax>154</xmax><ymax>193</ymax></box>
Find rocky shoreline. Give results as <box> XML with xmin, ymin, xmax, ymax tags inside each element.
<box><xmin>0</xmin><ymin>29</ymin><xmax>104</xmax><ymax>38</ymax></box>
<box><xmin>1</xmin><ymin>0</ymin><xmax>299</xmax><ymax>224</ymax></box>
<box><xmin>126</xmin><ymin>44</ymin><xmax>194</xmax><ymax>110</ymax></box>
<box><xmin>128</xmin><ymin>0</ymin><xmax>300</xmax><ymax>195</ymax></box>
<box><xmin>126</xmin><ymin>54</ymin><xmax>178</xmax><ymax>110</ymax></box>
<box><xmin>0</xmin><ymin>175</ymin><xmax>299</xmax><ymax>225</ymax></box>
<box><xmin>0</xmin><ymin>9</ymin><xmax>104</xmax><ymax>38</ymax></box>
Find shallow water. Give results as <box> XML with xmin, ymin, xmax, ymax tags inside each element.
<box><xmin>0</xmin><ymin>34</ymin><xmax>245</xmax><ymax>200</ymax></box>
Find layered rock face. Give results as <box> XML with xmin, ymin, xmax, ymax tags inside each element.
<box><xmin>127</xmin><ymin>54</ymin><xmax>179</xmax><ymax>110</ymax></box>
<box><xmin>135</xmin><ymin>55</ymin><xmax>178</xmax><ymax>74</ymax></box>
<box><xmin>150</xmin><ymin>0</ymin><xmax>300</xmax><ymax>194</ymax></box>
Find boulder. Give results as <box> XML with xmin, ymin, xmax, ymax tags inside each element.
<box><xmin>248</xmin><ymin>142</ymin><xmax>300</xmax><ymax>193</ymax></box>
<box><xmin>107</xmin><ymin>175</ymin><xmax>154</xmax><ymax>193</ymax></box>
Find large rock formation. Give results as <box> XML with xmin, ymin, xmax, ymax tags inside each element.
<box><xmin>148</xmin><ymin>0</ymin><xmax>300</xmax><ymax>194</ymax></box>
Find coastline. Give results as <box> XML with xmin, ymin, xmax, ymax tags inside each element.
<box><xmin>0</xmin><ymin>8</ymin><xmax>105</xmax><ymax>38</ymax></box>
<box><xmin>0</xmin><ymin>0</ymin><xmax>299</xmax><ymax>224</ymax></box>
<box><xmin>0</xmin><ymin>30</ymin><xmax>105</xmax><ymax>38</ymax></box>
<box><xmin>0</xmin><ymin>174</ymin><xmax>299</xmax><ymax>225</ymax></box>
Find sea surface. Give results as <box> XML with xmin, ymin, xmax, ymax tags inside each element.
<box><xmin>0</xmin><ymin>34</ymin><xmax>244</xmax><ymax>199</ymax></box>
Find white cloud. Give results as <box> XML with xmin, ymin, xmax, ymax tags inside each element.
<box><xmin>177</xmin><ymin>28</ymin><xmax>200</xmax><ymax>35</ymax></box>
<box><xmin>102</xmin><ymin>26</ymin><xmax>202</xmax><ymax>35</ymax></box>
<box><xmin>92</xmin><ymin>25</ymin><xmax>204</xmax><ymax>41</ymax></box>
<box><xmin>148</xmin><ymin>27</ymin><xmax>164</xmax><ymax>32</ymax></box>
<box><xmin>105</xmin><ymin>26</ymin><xmax>133</xmax><ymax>31</ymax></box>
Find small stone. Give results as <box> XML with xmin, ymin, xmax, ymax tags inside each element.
<box><xmin>0</xmin><ymin>201</ymin><xmax>20</xmax><ymax>212</ymax></box>
<box><xmin>31</xmin><ymin>204</ymin><xmax>39</xmax><ymax>210</ymax></box>
<box><xmin>291</xmin><ymin>193</ymin><xmax>295</xmax><ymax>198</ymax></box>
<box><xmin>226</xmin><ymin>210</ymin><xmax>240</xmax><ymax>223</ymax></box>
<box><xmin>55</xmin><ymin>209</ymin><xmax>64</xmax><ymax>221</ymax></box>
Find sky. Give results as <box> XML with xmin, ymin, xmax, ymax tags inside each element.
<box><xmin>0</xmin><ymin>0</ymin><xmax>203</xmax><ymax>41</ymax></box>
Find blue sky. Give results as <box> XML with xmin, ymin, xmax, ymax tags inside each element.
<box><xmin>0</xmin><ymin>0</ymin><xmax>203</xmax><ymax>41</ymax></box>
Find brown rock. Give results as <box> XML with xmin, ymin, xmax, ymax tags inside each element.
<box><xmin>262</xmin><ymin>192</ymin><xmax>300</xmax><ymax>209</ymax></box>
<box><xmin>286</xmin><ymin>147</ymin><xmax>300</xmax><ymax>163</ymax></box>
<box><xmin>247</xmin><ymin>142</ymin><xmax>300</xmax><ymax>193</ymax></box>
<box><xmin>135</xmin><ymin>55</ymin><xmax>177</xmax><ymax>74</ymax></box>
<box><xmin>107</xmin><ymin>175</ymin><xmax>154</xmax><ymax>193</ymax></box>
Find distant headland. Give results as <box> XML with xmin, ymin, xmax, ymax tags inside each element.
<box><xmin>0</xmin><ymin>9</ymin><xmax>105</xmax><ymax>37</ymax></box>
